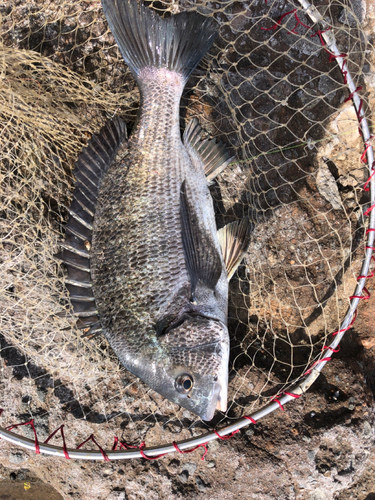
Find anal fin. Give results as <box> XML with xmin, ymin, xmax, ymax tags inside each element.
<box><xmin>217</xmin><ymin>218</ymin><xmax>252</xmax><ymax>280</ymax></box>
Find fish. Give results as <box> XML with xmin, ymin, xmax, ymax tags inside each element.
<box><xmin>57</xmin><ymin>0</ymin><xmax>251</xmax><ymax>421</ymax></box>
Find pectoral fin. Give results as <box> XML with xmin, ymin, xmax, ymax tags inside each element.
<box><xmin>218</xmin><ymin>218</ymin><xmax>252</xmax><ymax>280</ymax></box>
<box><xmin>180</xmin><ymin>180</ymin><xmax>223</xmax><ymax>294</ymax></box>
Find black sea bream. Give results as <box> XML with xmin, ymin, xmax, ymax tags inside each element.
<box><xmin>58</xmin><ymin>0</ymin><xmax>251</xmax><ymax>420</ymax></box>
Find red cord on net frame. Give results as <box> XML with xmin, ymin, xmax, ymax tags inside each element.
<box><xmin>0</xmin><ymin>0</ymin><xmax>374</xmax><ymax>460</ymax></box>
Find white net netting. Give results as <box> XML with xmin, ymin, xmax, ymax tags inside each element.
<box><xmin>0</xmin><ymin>0</ymin><xmax>373</xmax><ymax>457</ymax></box>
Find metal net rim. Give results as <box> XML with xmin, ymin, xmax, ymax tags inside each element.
<box><xmin>0</xmin><ymin>0</ymin><xmax>374</xmax><ymax>460</ymax></box>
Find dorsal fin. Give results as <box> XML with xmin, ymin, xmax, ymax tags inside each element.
<box><xmin>183</xmin><ymin>118</ymin><xmax>234</xmax><ymax>182</ymax></box>
<box><xmin>217</xmin><ymin>218</ymin><xmax>252</xmax><ymax>280</ymax></box>
<box><xmin>55</xmin><ymin>117</ymin><xmax>127</xmax><ymax>337</ymax></box>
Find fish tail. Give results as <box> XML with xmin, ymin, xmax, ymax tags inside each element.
<box><xmin>101</xmin><ymin>0</ymin><xmax>218</xmax><ymax>82</ymax></box>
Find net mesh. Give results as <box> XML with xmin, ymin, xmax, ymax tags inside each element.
<box><xmin>0</xmin><ymin>0</ymin><xmax>373</xmax><ymax>451</ymax></box>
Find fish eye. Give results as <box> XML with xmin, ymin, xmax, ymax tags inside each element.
<box><xmin>175</xmin><ymin>374</ymin><xmax>194</xmax><ymax>394</ymax></box>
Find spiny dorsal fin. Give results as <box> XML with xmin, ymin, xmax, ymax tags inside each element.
<box><xmin>183</xmin><ymin>118</ymin><xmax>234</xmax><ymax>183</ymax></box>
<box><xmin>180</xmin><ymin>180</ymin><xmax>223</xmax><ymax>295</ymax></box>
<box><xmin>217</xmin><ymin>218</ymin><xmax>252</xmax><ymax>280</ymax></box>
<box><xmin>56</xmin><ymin>117</ymin><xmax>127</xmax><ymax>339</ymax></box>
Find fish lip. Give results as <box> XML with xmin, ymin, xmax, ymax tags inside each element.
<box><xmin>200</xmin><ymin>382</ymin><xmax>222</xmax><ymax>421</ymax></box>
<box><xmin>216</xmin><ymin>395</ymin><xmax>227</xmax><ymax>412</ymax></box>
<box><xmin>215</xmin><ymin>377</ymin><xmax>228</xmax><ymax>413</ymax></box>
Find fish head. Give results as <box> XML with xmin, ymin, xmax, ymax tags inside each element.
<box><xmin>155</xmin><ymin>315</ymin><xmax>229</xmax><ymax>421</ymax></box>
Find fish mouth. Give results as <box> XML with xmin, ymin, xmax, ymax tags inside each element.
<box><xmin>215</xmin><ymin>378</ymin><xmax>228</xmax><ymax>412</ymax></box>
<box><xmin>201</xmin><ymin>382</ymin><xmax>222</xmax><ymax>421</ymax></box>
<box><xmin>216</xmin><ymin>396</ymin><xmax>227</xmax><ymax>412</ymax></box>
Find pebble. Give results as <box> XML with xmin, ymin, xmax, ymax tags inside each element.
<box><xmin>37</xmin><ymin>389</ymin><xmax>47</xmax><ymax>402</ymax></box>
<box><xmin>9</xmin><ymin>451</ymin><xmax>27</xmax><ymax>464</ymax></box>
<box><xmin>10</xmin><ymin>470</ymin><xmax>27</xmax><ymax>481</ymax></box>
<box><xmin>196</xmin><ymin>476</ymin><xmax>206</xmax><ymax>492</ymax></box>
<box><xmin>179</xmin><ymin>471</ymin><xmax>189</xmax><ymax>483</ymax></box>
<box><xmin>107</xmin><ymin>491</ymin><xmax>126</xmax><ymax>500</ymax></box>
<box><xmin>206</xmin><ymin>460</ymin><xmax>216</xmax><ymax>468</ymax></box>
<box><xmin>310</xmin><ymin>488</ymin><xmax>330</xmax><ymax>500</ymax></box>
<box><xmin>167</xmin><ymin>459</ymin><xmax>179</xmax><ymax>475</ymax></box>
<box><xmin>362</xmin><ymin>421</ymin><xmax>372</xmax><ymax>440</ymax></box>
<box><xmin>21</xmin><ymin>395</ymin><xmax>32</xmax><ymax>406</ymax></box>
<box><xmin>183</xmin><ymin>462</ymin><xmax>197</xmax><ymax>475</ymax></box>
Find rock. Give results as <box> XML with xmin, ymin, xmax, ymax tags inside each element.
<box><xmin>166</xmin><ymin>459</ymin><xmax>179</xmax><ymax>475</ymax></box>
<box><xmin>183</xmin><ymin>462</ymin><xmax>197</xmax><ymax>476</ymax></box>
<box><xmin>107</xmin><ymin>491</ymin><xmax>126</xmax><ymax>500</ymax></box>
<box><xmin>316</xmin><ymin>163</ymin><xmax>343</xmax><ymax>210</ymax></box>
<box><xmin>338</xmin><ymin>8</ymin><xmax>358</xmax><ymax>26</ymax></box>
<box><xmin>362</xmin><ymin>421</ymin><xmax>373</xmax><ymax>440</ymax></box>
<box><xmin>319</xmin><ymin>75</ymin><xmax>338</xmax><ymax>102</ymax></box>
<box><xmin>360</xmin><ymin>337</ymin><xmax>375</xmax><ymax>349</ymax></box>
<box><xmin>37</xmin><ymin>389</ymin><xmax>47</xmax><ymax>403</ymax></box>
<box><xmin>196</xmin><ymin>476</ymin><xmax>207</xmax><ymax>492</ymax></box>
<box><xmin>8</xmin><ymin>450</ymin><xmax>27</xmax><ymax>464</ymax></box>
<box><xmin>310</xmin><ymin>489</ymin><xmax>330</xmax><ymax>500</ymax></box>
<box><xmin>179</xmin><ymin>471</ymin><xmax>189</xmax><ymax>483</ymax></box>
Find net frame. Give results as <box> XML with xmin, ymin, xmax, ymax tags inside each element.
<box><xmin>0</xmin><ymin>0</ymin><xmax>373</xmax><ymax>460</ymax></box>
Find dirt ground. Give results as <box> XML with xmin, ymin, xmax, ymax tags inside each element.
<box><xmin>0</xmin><ymin>321</ymin><xmax>374</xmax><ymax>500</ymax></box>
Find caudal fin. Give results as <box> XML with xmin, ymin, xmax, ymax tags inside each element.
<box><xmin>102</xmin><ymin>0</ymin><xmax>218</xmax><ymax>82</ymax></box>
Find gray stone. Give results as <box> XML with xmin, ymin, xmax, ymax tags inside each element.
<box><xmin>167</xmin><ymin>459</ymin><xmax>179</xmax><ymax>475</ymax></box>
<box><xmin>183</xmin><ymin>462</ymin><xmax>197</xmax><ymax>475</ymax></box>
<box><xmin>196</xmin><ymin>476</ymin><xmax>206</xmax><ymax>492</ymax></box>
<box><xmin>8</xmin><ymin>450</ymin><xmax>27</xmax><ymax>464</ymax></box>
<box><xmin>310</xmin><ymin>489</ymin><xmax>330</xmax><ymax>500</ymax></box>
<box><xmin>107</xmin><ymin>491</ymin><xmax>126</xmax><ymax>500</ymax></box>
<box><xmin>362</xmin><ymin>421</ymin><xmax>372</xmax><ymax>440</ymax></box>
<box><xmin>338</xmin><ymin>2</ymin><xmax>366</xmax><ymax>26</ymax></box>
<box><xmin>37</xmin><ymin>389</ymin><xmax>47</xmax><ymax>402</ymax></box>
<box><xmin>316</xmin><ymin>163</ymin><xmax>342</xmax><ymax>210</ymax></box>
<box><xmin>307</xmin><ymin>450</ymin><xmax>315</xmax><ymax>461</ymax></box>
<box><xmin>318</xmin><ymin>75</ymin><xmax>337</xmax><ymax>102</ymax></box>
<box><xmin>206</xmin><ymin>460</ymin><xmax>216</xmax><ymax>468</ymax></box>
<box><xmin>179</xmin><ymin>471</ymin><xmax>189</xmax><ymax>483</ymax></box>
